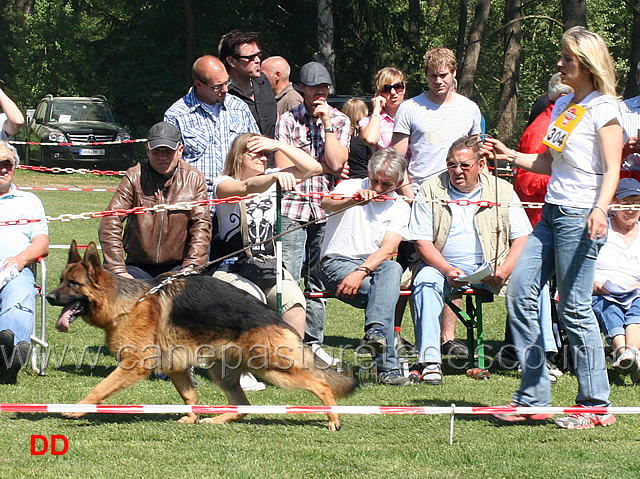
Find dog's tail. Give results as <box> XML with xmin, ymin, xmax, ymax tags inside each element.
<box><xmin>305</xmin><ymin>348</ymin><xmax>358</xmax><ymax>399</ymax></box>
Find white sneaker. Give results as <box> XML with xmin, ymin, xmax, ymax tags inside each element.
<box><xmin>310</xmin><ymin>343</ymin><xmax>339</xmax><ymax>366</ymax></box>
<box><xmin>239</xmin><ymin>373</ymin><xmax>266</xmax><ymax>391</ymax></box>
<box><xmin>547</xmin><ymin>361</ymin><xmax>563</xmax><ymax>378</ymax></box>
<box><xmin>613</xmin><ymin>347</ymin><xmax>637</xmax><ymax>372</ymax></box>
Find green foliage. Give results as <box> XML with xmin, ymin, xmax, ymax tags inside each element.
<box><xmin>0</xmin><ymin>0</ymin><xmax>637</xmax><ymax>143</ymax></box>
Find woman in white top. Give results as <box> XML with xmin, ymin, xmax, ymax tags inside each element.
<box><xmin>592</xmin><ymin>178</ymin><xmax>640</xmax><ymax>383</ymax></box>
<box><xmin>482</xmin><ymin>26</ymin><xmax>622</xmax><ymax>429</ymax></box>
<box><xmin>212</xmin><ymin>133</ymin><xmax>322</xmax><ymax>337</ymax></box>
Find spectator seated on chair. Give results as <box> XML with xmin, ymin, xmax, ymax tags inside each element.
<box><xmin>592</xmin><ymin>178</ymin><xmax>640</xmax><ymax>384</ymax></box>
<box><xmin>0</xmin><ymin>140</ymin><xmax>49</xmax><ymax>384</ymax></box>
<box><xmin>408</xmin><ymin>136</ymin><xmax>531</xmax><ymax>384</ymax></box>
<box><xmin>320</xmin><ymin>148</ymin><xmax>411</xmax><ymax>386</ymax></box>
<box><xmin>99</xmin><ymin>122</ymin><xmax>211</xmax><ymax>280</ymax></box>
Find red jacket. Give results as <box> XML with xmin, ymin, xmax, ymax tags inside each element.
<box><xmin>513</xmin><ymin>102</ymin><xmax>553</xmax><ymax>226</ymax></box>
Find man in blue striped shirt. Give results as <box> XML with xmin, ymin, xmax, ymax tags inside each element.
<box><xmin>164</xmin><ymin>55</ymin><xmax>259</xmax><ymax>200</ymax></box>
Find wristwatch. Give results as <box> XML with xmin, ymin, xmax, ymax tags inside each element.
<box><xmin>324</xmin><ymin>126</ymin><xmax>335</xmax><ymax>133</ymax></box>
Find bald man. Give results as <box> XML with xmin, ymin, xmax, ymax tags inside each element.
<box><xmin>164</xmin><ymin>55</ymin><xmax>259</xmax><ymax>199</ymax></box>
<box><xmin>262</xmin><ymin>56</ymin><xmax>303</xmax><ymax>116</ymax></box>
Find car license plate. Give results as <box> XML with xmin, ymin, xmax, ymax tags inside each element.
<box><xmin>79</xmin><ymin>148</ymin><xmax>105</xmax><ymax>156</ymax></box>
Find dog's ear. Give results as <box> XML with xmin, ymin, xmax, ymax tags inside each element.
<box><xmin>68</xmin><ymin>240</ymin><xmax>82</xmax><ymax>264</ymax></box>
<box><xmin>82</xmin><ymin>242</ymin><xmax>103</xmax><ymax>274</ymax></box>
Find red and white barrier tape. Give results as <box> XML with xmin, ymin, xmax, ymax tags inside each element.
<box><xmin>1</xmin><ymin>403</ymin><xmax>637</xmax><ymax>416</ymax></box>
<box><xmin>18</xmin><ymin>186</ymin><xmax>117</xmax><ymax>193</ymax></box>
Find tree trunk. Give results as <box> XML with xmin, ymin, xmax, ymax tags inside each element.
<box><xmin>316</xmin><ymin>0</ymin><xmax>336</xmax><ymax>91</ymax></box>
<box><xmin>409</xmin><ymin>0</ymin><xmax>421</xmax><ymax>46</ymax></box>
<box><xmin>561</xmin><ymin>0</ymin><xmax>588</xmax><ymax>29</ymax></box>
<box><xmin>625</xmin><ymin>0</ymin><xmax>640</xmax><ymax>99</ymax></box>
<box><xmin>495</xmin><ymin>0</ymin><xmax>522</xmax><ymax>144</ymax></box>
<box><xmin>184</xmin><ymin>0</ymin><xmax>195</xmax><ymax>88</ymax></box>
<box><xmin>456</xmin><ymin>0</ymin><xmax>469</xmax><ymax>69</ymax></box>
<box><xmin>458</xmin><ymin>0</ymin><xmax>491</xmax><ymax>98</ymax></box>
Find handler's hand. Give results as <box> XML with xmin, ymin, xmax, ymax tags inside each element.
<box><xmin>587</xmin><ymin>207</ymin><xmax>608</xmax><ymax>241</ymax></box>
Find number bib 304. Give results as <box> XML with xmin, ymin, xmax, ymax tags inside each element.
<box><xmin>542</xmin><ymin>103</ymin><xmax>587</xmax><ymax>152</ymax></box>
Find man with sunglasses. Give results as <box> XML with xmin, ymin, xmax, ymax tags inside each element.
<box><xmin>218</xmin><ymin>30</ymin><xmax>277</xmax><ymax>139</ymax></box>
<box><xmin>408</xmin><ymin>136</ymin><xmax>531</xmax><ymax>384</ymax></box>
<box><xmin>0</xmin><ymin>140</ymin><xmax>49</xmax><ymax>384</ymax></box>
<box><xmin>164</xmin><ymin>55</ymin><xmax>259</xmax><ymax>200</ymax></box>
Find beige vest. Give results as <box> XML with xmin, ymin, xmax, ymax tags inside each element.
<box><xmin>417</xmin><ymin>171</ymin><xmax>515</xmax><ymax>293</ymax></box>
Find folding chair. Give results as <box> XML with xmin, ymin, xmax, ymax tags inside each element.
<box><xmin>445</xmin><ymin>288</ymin><xmax>494</xmax><ymax>370</ymax></box>
<box><xmin>28</xmin><ymin>257</ymin><xmax>48</xmax><ymax>376</ymax></box>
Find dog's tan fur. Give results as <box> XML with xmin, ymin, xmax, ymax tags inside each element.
<box><xmin>47</xmin><ymin>242</ymin><xmax>357</xmax><ymax>430</ymax></box>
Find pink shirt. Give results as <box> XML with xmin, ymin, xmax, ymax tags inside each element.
<box><xmin>359</xmin><ymin>111</ymin><xmax>395</xmax><ymax>150</ymax></box>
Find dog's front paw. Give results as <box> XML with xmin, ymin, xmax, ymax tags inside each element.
<box><xmin>178</xmin><ymin>413</ymin><xmax>198</xmax><ymax>424</ymax></box>
<box><xmin>61</xmin><ymin>411</ymin><xmax>87</xmax><ymax>420</ymax></box>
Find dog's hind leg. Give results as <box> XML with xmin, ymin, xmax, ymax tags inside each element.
<box><xmin>260</xmin><ymin>369</ymin><xmax>342</xmax><ymax>431</ymax></box>
<box><xmin>167</xmin><ymin>369</ymin><xmax>200</xmax><ymax>424</ymax></box>
<box><xmin>198</xmin><ymin>366</ymin><xmax>249</xmax><ymax>425</ymax></box>
<box><xmin>63</xmin><ymin>366</ymin><xmax>150</xmax><ymax>419</ymax></box>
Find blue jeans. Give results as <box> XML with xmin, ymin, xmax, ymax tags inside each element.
<box><xmin>0</xmin><ymin>267</ymin><xmax>36</xmax><ymax>344</ymax></box>
<box><xmin>321</xmin><ymin>257</ymin><xmax>401</xmax><ymax>371</ymax></box>
<box><xmin>593</xmin><ymin>295</ymin><xmax>640</xmax><ymax>343</ymax></box>
<box><xmin>412</xmin><ymin>263</ymin><xmax>489</xmax><ymax>364</ymax></box>
<box><xmin>506</xmin><ymin>204</ymin><xmax>610</xmax><ymax>407</ymax></box>
<box><xmin>280</xmin><ymin>217</ymin><xmax>326</xmax><ymax>344</ymax></box>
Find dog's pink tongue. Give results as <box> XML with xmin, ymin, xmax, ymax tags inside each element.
<box><xmin>56</xmin><ymin>309</ymin><xmax>72</xmax><ymax>332</ymax></box>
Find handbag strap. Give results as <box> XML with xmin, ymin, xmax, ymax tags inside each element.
<box><xmin>239</xmin><ymin>200</ymin><xmax>253</xmax><ymax>258</ymax></box>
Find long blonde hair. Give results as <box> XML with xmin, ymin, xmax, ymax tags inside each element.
<box><xmin>562</xmin><ymin>26</ymin><xmax>617</xmax><ymax>98</ymax></box>
<box><xmin>221</xmin><ymin>132</ymin><xmax>263</xmax><ymax>179</ymax></box>
<box><xmin>341</xmin><ymin>98</ymin><xmax>369</xmax><ymax>136</ymax></box>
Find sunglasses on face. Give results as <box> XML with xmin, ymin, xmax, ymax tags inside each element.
<box><xmin>234</xmin><ymin>51</ymin><xmax>263</xmax><ymax>61</ymax></box>
<box><xmin>382</xmin><ymin>82</ymin><xmax>406</xmax><ymax>93</ymax></box>
<box><xmin>446</xmin><ymin>161</ymin><xmax>476</xmax><ymax>171</ymax></box>
<box><xmin>204</xmin><ymin>79</ymin><xmax>231</xmax><ymax>92</ymax></box>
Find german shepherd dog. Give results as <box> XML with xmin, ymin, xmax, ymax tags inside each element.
<box><xmin>46</xmin><ymin>242</ymin><xmax>357</xmax><ymax>430</ymax></box>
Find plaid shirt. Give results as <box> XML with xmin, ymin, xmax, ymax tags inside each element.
<box><xmin>275</xmin><ymin>103</ymin><xmax>350</xmax><ymax>222</ymax></box>
<box><xmin>164</xmin><ymin>89</ymin><xmax>259</xmax><ymax>199</ymax></box>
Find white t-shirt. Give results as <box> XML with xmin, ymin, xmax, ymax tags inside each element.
<box><xmin>594</xmin><ymin>218</ymin><xmax>640</xmax><ymax>289</ymax></box>
<box><xmin>393</xmin><ymin>92</ymin><xmax>482</xmax><ymax>187</ymax></box>
<box><xmin>545</xmin><ymin>91</ymin><xmax>621</xmax><ymax>207</ymax></box>
<box><xmin>212</xmin><ymin>169</ymin><xmax>278</xmax><ymax>257</ymax></box>
<box><xmin>0</xmin><ymin>185</ymin><xmax>49</xmax><ymax>261</ymax></box>
<box><xmin>321</xmin><ymin>178</ymin><xmax>411</xmax><ymax>260</ymax></box>
<box><xmin>409</xmin><ymin>181</ymin><xmax>532</xmax><ymax>270</ymax></box>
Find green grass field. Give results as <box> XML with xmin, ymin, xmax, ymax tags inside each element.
<box><xmin>1</xmin><ymin>170</ymin><xmax>640</xmax><ymax>478</ymax></box>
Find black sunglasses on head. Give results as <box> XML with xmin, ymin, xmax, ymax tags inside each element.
<box><xmin>382</xmin><ymin>82</ymin><xmax>406</xmax><ymax>93</ymax></box>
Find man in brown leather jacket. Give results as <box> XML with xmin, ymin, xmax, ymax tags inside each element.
<box><xmin>99</xmin><ymin>122</ymin><xmax>211</xmax><ymax>279</ymax></box>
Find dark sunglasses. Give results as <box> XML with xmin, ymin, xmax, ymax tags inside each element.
<box><xmin>234</xmin><ymin>51</ymin><xmax>263</xmax><ymax>61</ymax></box>
<box><xmin>382</xmin><ymin>82</ymin><xmax>406</xmax><ymax>93</ymax></box>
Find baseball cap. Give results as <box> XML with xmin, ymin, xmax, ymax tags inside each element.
<box><xmin>299</xmin><ymin>62</ymin><xmax>332</xmax><ymax>86</ymax></box>
<box><xmin>147</xmin><ymin>122</ymin><xmax>181</xmax><ymax>150</ymax></box>
<box><xmin>615</xmin><ymin>178</ymin><xmax>640</xmax><ymax>199</ymax></box>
